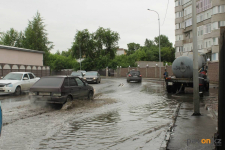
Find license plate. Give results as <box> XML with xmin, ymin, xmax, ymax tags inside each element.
<box><xmin>133</xmin><ymin>76</ymin><xmax>138</xmax><ymax>77</ymax></box>
<box><xmin>39</xmin><ymin>92</ymin><xmax>50</xmax><ymax>96</ymax></box>
<box><xmin>87</xmin><ymin>80</ymin><xmax>92</xmax><ymax>81</ymax></box>
<box><xmin>168</xmin><ymin>82</ymin><xmax>173</xmax><ymax>85</ymax></box>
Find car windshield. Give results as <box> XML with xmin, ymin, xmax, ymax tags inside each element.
<box><xmin>71</xmin><ymin>72</ymin><xmax>81</xmax><ymax>76</ymax></box>
<box><xmin>3</xmin><ymin>73</ymin><xmax>23</xmax><ymax>80</ymax></box>
<box><xmin>85</xmin><ymin>72</ymin><xmax>97</xmax><ymax>76</ymax></box>
<box><xmin>130</xmin><ymin>71</ymin><xmax>140</xmax><ymax>75</ymax></box>
<box><xmin>33</xmin><ymin>77</ymin><xmax>64</xmax><ymax>87</ymax></box>
<box><xmin>77</xmin><ymin>70</ymin><xmax>86</xmax><ymax>73</ymax></box>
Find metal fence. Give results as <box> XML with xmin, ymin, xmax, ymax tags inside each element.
<box><xmin>0</xmin><ymin>63</ymin><xmax>50</xmax><ymax>77</ymax></box>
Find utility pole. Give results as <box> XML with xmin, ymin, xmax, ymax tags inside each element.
<box><xmin>216</xmin><ymin>27</ymin><xmax>225</xmax><ymax>149</ymax></box>
<box><xmin>79</xmin><ymin>45</ymin><xmax>81</xmax><ymax>70</ymax></box>
<box><xmin>192</xmin><ymin>0</ymin><xmax>200</xmax><ymax>115</ymax></box>
<box><xmin>147</xmin><ymin>9</ymin><xmax>161</xmax><ymax>79</ymax></box>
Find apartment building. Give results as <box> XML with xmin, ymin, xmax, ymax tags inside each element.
<box><xmin>175</xmin><ymin>0</ymin><xmax>225</xmax><ymax>61</ymax></box>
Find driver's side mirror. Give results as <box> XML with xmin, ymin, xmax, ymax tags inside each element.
<box><xmin>23</xmin><ymin>77</ymin><xmax>29</xmax><ymax>80</ymax></box>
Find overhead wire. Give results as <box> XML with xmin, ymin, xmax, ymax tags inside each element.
<box><xmin>162</xmin><ymin>0</ymin><xmax>170</xmax><ymax>26</ymax></box>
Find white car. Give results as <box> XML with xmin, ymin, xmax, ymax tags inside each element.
<box><xmin>0</xmin><ymin>72</ymin><xmax>40</xmax><ymax>95</ymax></box>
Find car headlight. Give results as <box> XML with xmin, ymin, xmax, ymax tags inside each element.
<box><xmin>52</xmin><ymin>93</ymin><xmax>61</xmax><ymax>97</ymax></box>
<box><xmin>5</xmin><ymin>84</ymin><xmax>13</xmax><ymax>87</ymax></box>
<box><xmin>83</xmin><ymin>77</ymin><xmax>86</xmax><ymax>80</ymax></box>
<box><xmin>93</xmin><ymin>77</ymin><xmax>96</xmax><ymax>79</ymax></box>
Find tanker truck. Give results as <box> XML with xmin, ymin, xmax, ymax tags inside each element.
<box><xmin>165</xmin><ymin>52</ymin><xmax>209</xmax><ymax>97</ymax></box>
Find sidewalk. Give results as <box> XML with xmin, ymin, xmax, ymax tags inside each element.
<box><xmin>167</xmin><ymin>102</ymin><xmax>217</xmax><ymax>150</ymax></box>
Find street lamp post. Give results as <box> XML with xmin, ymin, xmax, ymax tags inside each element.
<box><xmin>147</xmin><ymin>9</ymin><xmax>161</xmax><ymax>79</ymax></box>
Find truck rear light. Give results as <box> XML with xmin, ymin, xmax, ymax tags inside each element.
<box><xmin>129</xmin><ymin>74</ymin><xmax>131</xmax><ymax>77</ymax></box>
<box><xmin>139</xmin><ymin>75</ymin><xmax>142</xmax><ymax>77</ymax></box>
<box><xmin>199</xmin><ymin>84</ymin><xmax>203</xmax><ymax>86</ymax></box>
<box><xmin>166</xmin><ymin>77</ymin><xmax>171</xmax><ymax>80</ymax></box>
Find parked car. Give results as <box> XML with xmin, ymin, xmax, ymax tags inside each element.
<box><xmin>0</xmin><ymin>72</ymin><xmax>40</xmax><ymax>95</ymax></box>
<box><xmin>127</xmin><ymin>70</ymin><xmax>142</xmax><ymax>83</ymax></box>
<box><xmin>77</xmin><ymin>70</ymin><xmax>86</xmax><ymax>75</ymax></box>
<box><xmin>71</xmin><ymin>71</ymin><xmax>84</xmax><ymax>79</ymax></box>
<box><xmin>29</xmin><ymin>76</ymin><xmax>94</xmax><ymax>104</ymax></box>
<box><xmin>83</xmin><ymin>71</ymin><xmax>101</xmax><ymax>84</ymax></box>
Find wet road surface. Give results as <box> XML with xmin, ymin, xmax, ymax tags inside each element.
<box><xmin>0</xmin><ymin>78</ymin><xmax>216</xmax><ymax>150</ymax></box>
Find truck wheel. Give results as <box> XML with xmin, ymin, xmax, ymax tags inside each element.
<box><xmin>167</xmin><ymin>86</ymin><xmax>172</xmax><ymax>93</ymax></box>
<box><xmin>200</xmin><ymin>93</ymin><xmax>204</xmax><ymax>98</ymax></box>
<box><xmin>181</xmin><ymin>86</ymin><xmax>185</xmax><ymax>92</ymax></box>
<box><xmin>205</xmin><ymin>83</ymin><xmax>209</xmax><ymax>92</ymax></box>
<box><xmin>172</xmin><ymin>85</ymin><xmax>177</xmax><ymax>93</ymax></box>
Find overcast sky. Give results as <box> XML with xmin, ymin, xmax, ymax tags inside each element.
<box><xmin>1</xmin><ymin>0</ymin><xmax>175</xmax><ymax>54</ymax></box>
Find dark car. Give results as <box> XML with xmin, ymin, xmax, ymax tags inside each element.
<box><xmin>29</xmin><ymin>76</ymin><xmax>94</xmax><ymax>104</ymax></box>
<box><xmin>71</xmin><ymin>71</ymin><xmax>84</xmax><ymax>79</ymax></box>
<box><xmin>127</xmin><ymin>71</ymin><xmax>142</xmax><ymax>83</ymax></box>
<box><xmin>83</xmin><ymin>71</ymin><xmax>101</xmax><ymax>84</ymax></box>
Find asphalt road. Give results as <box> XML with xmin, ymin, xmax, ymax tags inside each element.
<box><xmin>0</xmin><ymin>78</ymin><xmax>209</xmax><ymax>150</ymax></box>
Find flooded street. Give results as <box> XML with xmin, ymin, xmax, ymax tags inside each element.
<box><xmin>0</xmin><ymin>78</ymin><xmax>216</xmax><ymax>150</ymax></box>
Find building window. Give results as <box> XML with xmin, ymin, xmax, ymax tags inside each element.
<box><xmin>204</xmin><ymin>24</ymin><xmax>211</xmax><ymax>34</ymax></box>
<box><xmin>212</xmin><ymin>53</ymin><xmax>218</xmax><ymax>61</ymax></box>
<box><xmin>197</xmin><ymin>0</ymin><xmax>212</xmax><ymax>14</ymax></box>
<box><xmin>175</xmin><ymin>0</ymin><xmax>183</xmax><ymax>6</ymax></box>
<box><xmin>212</xmin><ymin>5</ymin><xmax>225</xmax><ymax>15</ymax></box>
<box><xmin>176</xmin><ymin>12</ymin><xmax>183</xmax><ymax>18</ymax></box>
<box><xmin>212</xmin><ymin>22</ymin><xmax>218</xmax><ymax>30</ymax></box>
<box><xmin>184</xmin><ymin>6</ymin><xmax>192</xmax><ymax>16</ymax></box>
<box><xmin>185</xmin><ymin>18</ymin><xmax>192</xmax><ymax>27</ymax></box>
<box><xmin>213</xmin><ymin>37</ymin><xmax>218</xmax><ymax>45</ymax></box>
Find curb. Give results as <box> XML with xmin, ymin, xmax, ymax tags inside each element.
<box><xmin>160</xmin><ymin>103</ymin><xmax>182</xmax><ymax>150</ymax></box>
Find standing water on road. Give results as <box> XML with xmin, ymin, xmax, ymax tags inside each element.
<box><xmin>0</xmin><ymin>79</ymin><xmax>179</xmax><ymax>150</ymax></box>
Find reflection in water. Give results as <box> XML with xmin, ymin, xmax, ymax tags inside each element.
<box><xmin>39</xmin><ymin>111</ymin><xmax>120</xmax><ymax>149</ymax></box>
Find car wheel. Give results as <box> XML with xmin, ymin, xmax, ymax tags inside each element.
<box><xmin>14</xmin><ymin>86</ymin><xmax>21</xmax><ymax>96</ymax></box>
<box><xmin>88</xmin><ymin>91</ymin><xmax>94</xmax><ymax>100</ymax></box>
<box><xmin>99</xmin><ymin>80</ymin><xmax>101</xmax><ymax>83</ymax></box>
<box><xmin>127</xmin><ymin>80</ymin><xmax>129</xmax><ymax>83</ymax></box>
<box><xmin>66</xmin><ymin>96</ymin><xmax>72</xmax><ymax>102</ymax></box>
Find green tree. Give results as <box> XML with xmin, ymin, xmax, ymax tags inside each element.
<box><xmin>47</xmin><ymin>54</ymin><xmax>79</xmax><ymax>71</ymax></box>
<box><xmin>93</xmin><ymin>27</ymin><xmax>120</xmax><ymax>59</ymax></box>
<box><xmin>0</xmin><ymin>28</ymin><xmax>24</xmax><ymax>47</ymax></box>
<box><xmin>154</xmin><ymin>35</ymin><xmax>173</xmax><ymax>48</ymax></box>
<box><xmin>71</xmin><ymin>29</ymin><xmax>95</xmax><ymax>59</ymax></box>
<box><xmin>144</xmin><ymin>38</ymin><xmax>155</xmax><ymax>48</ymax></box>
<box><xmin>71</xmin><ymin>27</ymin><xmax>120</xmax><ymax>69</ymax></box>
<box><xmin>125</xmin><ymin>42</ymin><xmax>140</xmax><ymax>55</ymax></box>
<box><xmin>23</xmin><ymin>12</ymin><xmax>54</xmax><ymax>65</ymax></box>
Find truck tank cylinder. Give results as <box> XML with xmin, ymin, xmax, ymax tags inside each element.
<box><xmin>172</xmin><ymin>56</ymin><xmax>193</xmax><ymax>78</ymax></box>
<box><xmin>172</xmin><ymin>54</ymin><xmax>206</xmax><ymax>78</ymax></box>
